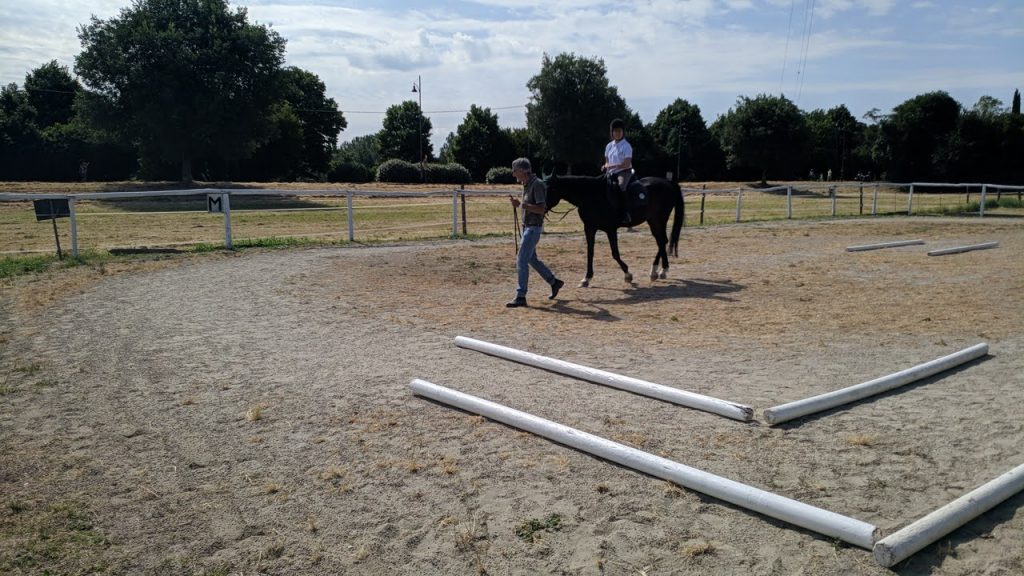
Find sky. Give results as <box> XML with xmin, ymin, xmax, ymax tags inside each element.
<box><xmin>1</xmin><ymin>0</ymin><xmax>1022</xmax><ymax>153</ymax></box>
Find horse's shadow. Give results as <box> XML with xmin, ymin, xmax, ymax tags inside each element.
<box><xmin>581</xmin><ymin>277</ymin><xmax>744</xmax><ymax>306</ymax></box>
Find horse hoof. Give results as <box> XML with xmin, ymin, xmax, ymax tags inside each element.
<box><xmin>624</xmin><ymin>273</ymin><xmax>633</xmax><ymax>283</ymax></box>
<box><xmin>579</xmin><ymin>279</ymin><xmax>590</xmax><ymax>288</ymax></box>
<box><xmin>659</xmin><ymin>270</ymin><xmax>668</xmax><ymax>279</ymax></box>
<box><xmin>650</xmin><ymin>273</ymin><xmax>658</xmax><ymax>281</ymax></box>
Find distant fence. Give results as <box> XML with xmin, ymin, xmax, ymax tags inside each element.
<box><xmin>1</xmin><ymin>182</ymin><xmax>1022</xmax><ymax>256</ymax></box>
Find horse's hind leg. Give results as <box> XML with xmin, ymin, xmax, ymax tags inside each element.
<box><xmin>580</xmin><ymin>227</ymin><xmax>597</xmax><ymax>287</ymax></box>
<box><xmin>650</xmin><ymin>221</ymin><xmax>669</xmax><ymax>280</ymax></box>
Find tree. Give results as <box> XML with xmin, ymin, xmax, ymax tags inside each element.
<box><xmin>879</xmin><ymin>91</ymin><xmax>960</xmax><ymax>180</ymax></box>
<box><xmin>649</xmin><ymin>99</ymin><xmax>723</xmax><ymax>181</ymax></box>
<box><xmin>75</xmin><ymin>0</ymin><xmax>287</xmax><ymax>182</ymax></box>
<box><xmin>336</xmin><ymin>134</ymin><xmax>380</xmax><ymax>169</ymax></box>
<box><xmin>377</xmin><ymin>100</ymin><xmax>432</xmax><ymax>163</ymax></box>
<box><xmin>0</xmin><ymin>83</ymin><xmax>42</xmax><ymax>180</ymax></box>
<box><xmin>277</xmin><ymin>67</ymin><xmax>346</xmax><ymax>176</ymax></box>
<box><xmin>443</xmin><ymin>105</ymin><xmax>507</xmax><ymax>181</ymax></box>
<box><xmin>525</xmin><ymin>53</ymin><xmax>627</xmax><ymax>172</ymax></box>
<box><xmin>1012</xmin><ymin>89</ymin><xmax>1020</xmax><ymax>116</ymax></box>
<box><xmin>804</xmin><ymin>105</ymin><xmax>863</xmax><ymax>180</ymax></box>
<box><xmin>713</xmin><ymin>94</ymin><xmax>808</xmax><ymax>184</ymax></box>
<box><xmin>24</xmin><ymin>61</ymin><xmax>81</xmax><ymax>129</ymax></box>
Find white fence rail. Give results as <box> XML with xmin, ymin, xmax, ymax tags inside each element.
<box><xmin>2</xmin><ymin>181</ymin><xmax>1022</xmax><ymax>256</ymax></box>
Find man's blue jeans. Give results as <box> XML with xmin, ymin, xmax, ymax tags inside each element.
<box><xmin>516</xmin><ymin>226</ymin><xmax>555</xmax><ymax>299</ymax></box>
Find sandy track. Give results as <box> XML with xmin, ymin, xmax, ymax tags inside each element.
<box><xmin>1</xmin><ymin>217</ymin><xmax>1022</xmax><ymax>575</ymax></box>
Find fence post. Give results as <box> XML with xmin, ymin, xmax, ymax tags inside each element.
<box><xmin>69</xmin><ymin>196</ymin><xmax>79</xmax><ymax>257</ymax></box>
<box><xmin>451</xmin><ymin>189</ymin><xmax>459</xmax><ymax>238</ymax></box>
<box><xmin>222</xmin><ymin>192</ymin><xmax>233</xmax><ymax>249</ymax></box>
<box><xmin>460</xmin><ymin>186</ymin><xmax>467</xmax><ymax>236</ymax></box>
<box><xmin>830</xmin><ymin>185</ymin><xmax>837</xmax><ymax>217</ymax></box>
<box><xmin>872</xmin><ymin>184</ymin><xmax>878</xmax><ymax>215</ymax></box>
<box><xmin>907</xmin><ymin>184</ymin><xmax>914</xmax><ymax>216</ymax></box>
<box><xmin>980</xmin><ymin>185</ymin><xmax>986</xmax><ymax>217</ymax></box>
<box><xmin>700</xmin><ymin>193</ymin><xmax>706</xmax><ymax>225</ymax></box>
<box><xmin>735</xmin><ymin>188</ymin><xmax>742</xmax><ymax>223</ymax></box>
<box><xmin>787</xmin><ymin>186</ymin><xmax>793</xmax><ymax>219</ymax></box>
<box><xmin>859</xmin><ymin>184</ymin><xmax>864</xmax><ymax>215</ymax></box>
<box><xmin>346</xmin><ymin>191</ymin><xmax>354</xmax><ymax>241</ymax></box>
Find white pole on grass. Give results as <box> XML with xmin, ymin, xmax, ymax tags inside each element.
<box><xmin>786</xmin><ymin>186</ymin><xmax>793</xmax><ymax>219</ymax></box>
<box><xmin>980</xmin><ymin>184</ymin><xmax>987</xmax><ymax>217</ymax></box>
<box><xmin>455</xmin><ymin>336</ymin><xmax>753</xmax><ymax>421</ymax></box>
<box><xmin>763</xmin><ymin>343</ymin><xmax>988</xmax><ymax>426</ymax></box>
<box><xmin>408</xmin><ymin>378</ymin><xmax>880</xmax><ymax>549</ymax></box>
<box><xmin>872</xmin><ymin>184</ymin><xmax>878</xmax><ymax>215</ymax></box>
<box><xmin>873</xmin><ymin>462</ymin><xmax>1024</xmax><ymax>567</ymax></box>
<box><xmin>735</xmin><ymin>188</ymin><xmax>743</xmax><ymax>223</ymax></box>
<box><xmin>846</xmin><ymin>239</ymin><xmax>925</xmax><ymax>252</ymax></box>
<box><xmin>927</xmin><ymin>242</ymin><xmax>998</xmax><ymax>256</ymax></box>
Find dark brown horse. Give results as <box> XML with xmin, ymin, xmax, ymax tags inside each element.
<box><xmin>544</xmin><ymin>174</ymin><xmax>684</xmax><ymax>287</ymax></box>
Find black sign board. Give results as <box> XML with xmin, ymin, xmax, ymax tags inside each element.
<box><xmin>33</xmin><ymin>198</ymin><xmax>71</xmax><ymax>221</ymax></box>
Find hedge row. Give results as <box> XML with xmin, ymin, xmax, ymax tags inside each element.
<box><xmin>376</xmin><ymin>159</ymin><xmax>472</xmax><ymax>184</ymax></box>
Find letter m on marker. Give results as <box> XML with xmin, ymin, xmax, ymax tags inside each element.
<box><xmin>207</xmin><ymin>194</ymin><xmax>223</xmax><ymax>213</ymax></box>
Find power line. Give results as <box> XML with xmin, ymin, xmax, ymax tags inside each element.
<box><xmin>796</xmin><ymin>0</ymin><xmax>816</xmax><ymax>103</ymax></box>
<box><xmin>779</xmin><ymin>0</ymin><xmax>796</xmax><ymax>95</ymax></box>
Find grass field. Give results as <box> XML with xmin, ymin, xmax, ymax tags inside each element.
<box><xmin>2</xmin><ymin>180</ymin><xmax>1021</xmax><ymax>270</ymax></box>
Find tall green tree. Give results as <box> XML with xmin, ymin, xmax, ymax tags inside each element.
<box><xmin>277</xmin><ymin>67</ymin><xmax>346</xmax><ymax>176</ymax></box>
<box><xmin>712</xmin><ymin>94</ymin><xmax>808</xmax><ymax>184</ymax></box>
<box><xmin>879</xmin><ymin>91</ymin><xmax>960</xmax><ymax>180</ymax></box>
<box><xmin>443</xmin><ymin>105</ymin><xmax>508</xmax><ymax>181</ymax></box>
<box><xmin>377</xmin><ymin>100</ymin><xmax>432</xmax><ymax>163</ymax></box>
<box><xmin>649</xmin><ymin>99</ymin><xmax>722</xmax><ymax>180</ymax></box>
<box><xmin>75</xmin><ymin>0</ymin><xmax>287</xmax><ymax>182</ymax></box>
<box><xmin>24</xmin><ymin>61</ymin><xmax>81</xmax><ymax>129</ymax></box>
<box><xmin>1012</xmin><ymin>89</ymin><xmax>1020</xmax><ymax>116</ymax></box>
<box><xmin>336</xmin><ymin>134</ymin><xmax>380</xmax><ymax>169</ymax></box>
<box><xmin>525</xmin><ymin>53</ymin><xmax>627</xmax><ymax>172</ymax></box>
<box><xmin>804</xmin><ymin>105</ymin><xmax>863</xmax><ymax>180</ymax></box>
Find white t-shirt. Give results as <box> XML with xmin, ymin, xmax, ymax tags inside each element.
<box><xmin>604</xmin><ymin>138</ymin><xmax>632</xmax><ymax>175</ymax></box>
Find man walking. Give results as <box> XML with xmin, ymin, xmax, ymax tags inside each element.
<box><xmin>507</xmin><ymin>157</ymin><xmax>564</xmax><ymax>308</ymax></box>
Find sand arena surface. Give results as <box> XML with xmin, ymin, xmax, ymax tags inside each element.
<box><xmin>1</xmin><ymin>216</ymin><xmax>1022</xmax><ymax>575</ymax></box>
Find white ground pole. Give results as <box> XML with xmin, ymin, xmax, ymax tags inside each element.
<box><xmin>873</xmin><ymin>462</ymin><xmax>1024</xmax><ymax>567</ymax></box>
<box><xmin>408</xmin><ymin>378</ymin><xmax>880</xmax><ymax>549</ymax></box>
<box><xmin>454</xmin><ymin>336</ymin><xmax>753</xmax><ymax>421</ymax></box>
<box><xmin>846</xmin><ymin>239</ymin><xmax>925</xmax><ymax>252</ymax></box>
<box><xmin>927</xmin><ymin>242</ymin><xmax>999</xmax><ymax>256</ymax></box>
<box><xmin>763</xmin><ymin>343</ymin><xmax>988</xmax><ymax>426</ymax></box>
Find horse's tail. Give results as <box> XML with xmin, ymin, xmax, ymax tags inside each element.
<box><xmin>668</xmin><ymin>180</ymin><xmax>684</xmax><ymax>257</ymax></box>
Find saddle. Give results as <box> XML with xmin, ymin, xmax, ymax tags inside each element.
<box><xmin>607</xmin><ymin>172</ymin><xmax>648</xmax><ymax>210</ymax></box>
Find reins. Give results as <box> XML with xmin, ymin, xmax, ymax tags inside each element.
<box><xmin>545</xmin><ymin>205</ymin><xmax>577</xmax><ymax>223</ymax></box>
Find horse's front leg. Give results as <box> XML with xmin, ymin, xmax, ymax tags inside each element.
<box><xmin>606</xmin><ymin>229</ymin><xmax>633</xmax><ymax>284</ymax></box>
<box><xmin>580</xmin><ymin>227</ymin><xmax>597</xmax><ymax>287</ymax></box>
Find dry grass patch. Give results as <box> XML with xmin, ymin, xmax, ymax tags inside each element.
<box><xmin>682</xmin><ymin>541</ymin><xmax>716</xmax><ymax>558</ymax></box>
<box><xmin>246</xmin><ymin>405</ymin><xmax>264</xmax><ymax>421</ymax></box>
<box><xmin>319</xmin><ymin>465</ymin><xmax>347</xmax><ymax>481</ymax></box>
<box><xmin>847</xmin><ymin>434</ymin><xmax>877</xmax><ymax>447</ymax></box>
<box><xmin>440</xmin><ymin>456</ymin><xmax>459</xmax><ymax>475</ymax></box>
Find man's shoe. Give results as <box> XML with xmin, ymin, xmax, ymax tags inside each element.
<box><xmin>549</xmin><ymin>278</ymin><xmax>565</xmax><ymax>300</ymax></box>
<box><xmin>505</xmin><ymin>298</ymin><xmax>527</xmax><ymax>308</ymax></box>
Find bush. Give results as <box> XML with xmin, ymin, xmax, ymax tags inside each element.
<box><xmin>486</xmin><ymin>167</ymin><xmax>516</xmax><ymax>184</ymax></box>
<box><xmin>328</xmin><ymin>160</ymin><xmax>372</xmax><ymax>183</ymax></box>
<box><xmin>425</xmin><ymin>163</ymin><xmax>471</xmax><ymax>184</ymax></box>
<box><xmin>376</xmin><ymin>160</ymin><xmax>472</xmax><ymax>184</ymax></box>
<box><xmin>376</xmin><ymin>159</ymin><xmax>422</xmax><ymax>183</ymax></box>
